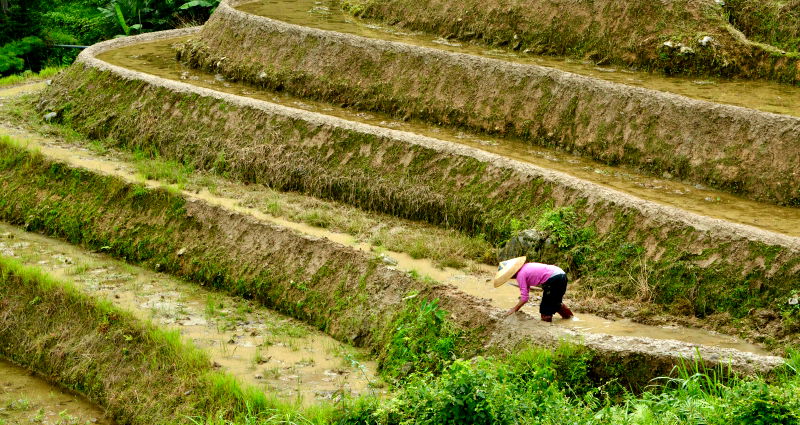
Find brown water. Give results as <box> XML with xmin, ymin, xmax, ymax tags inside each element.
<box><xmin>238</xmin><ymin>0</ymin><xmax>800</xmax><ymax>118</ymax></box>
<box><xmin>0</xmin><ymin>223</ymin><xmax>382</xmax><ymax>406</ymax></box>
<box><xmin>0</xmin><ymin>123</ymin><xmax>768</xmax><ymax>356</ymax></box>
<box><xmin>0</xmin><ymin>359</ymin><xmax>114</xmax><ymax>425</ymax></box>
<box><xmin>95</xmin><ymin>40</ymin><xmax>800</xmax><ymax>237</ymax></box>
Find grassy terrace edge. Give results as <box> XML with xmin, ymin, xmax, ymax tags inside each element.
<box><xmin>0</xmin><ymin>255</ymin><xmax>339</xmax><ymax>425</ymax></box>
<box><xmin>36</xmin><ymin>30</ymin><xmax>800</xmax><ymax>350</ymax></box>
<box><xmin>175</xmin><ymin>0</ymin><xmax>800</xmax><ymax>206</ymax></box>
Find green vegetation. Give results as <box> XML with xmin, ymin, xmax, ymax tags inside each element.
<box><xmin>134</xmin><ymin>149</ymin><xmax>194</xmax><ymax>187</ymax></box>
<box><xmin>726</xmin><ymin>0</ymin><xmax>800</xmax><ymax>52</ymax></box>
<box><xmin>10</xmin><ymin>65</ymin><xmax>800</xmax><ymax>349</ymax></box>
<box><xmin>340</xmin><ymin>350</ymin><xmax>800</xmax><ymax>424</ymax></box>
<box><xmin>0</xmin><ymin>134</ymin><xmax>448</xmax><ymax>372</ymax></box>
<box><xmin>176</xmin><ymin>26</ymin><xmax>800</xmax><ymax>205</ymax></box>
<box><xmin>0</xmin><ymin>37</ymin><xmax>45</xmax><ymax>74</ymax></box>
<box><xmin>0</xmin><ymin>66</ymin><xmax>61</xmax><ymax>87</ymax></box>
<box><xmin>338</xmin><ymin>0</ymin><xmax>800</xmax><ymax>84</ymax></box>
<box><xmin>377</xmin><ymin>298</ymin><xmax>462</xmax><ymax>380</ymax></box>
<box><xmin>0</xmin><ymin>0</ymin><xmax>219</xmax><ymax>77</ymax></box>
<box><xmin>1</xmin><ymin>96</ymin><xmax>494</xmax><ymax>270</ymax></box>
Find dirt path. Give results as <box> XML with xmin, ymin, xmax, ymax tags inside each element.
<box><xmin>0</xmin><ymin>82</ymin><xmax>46</xmax><ymax>99</ymax></box>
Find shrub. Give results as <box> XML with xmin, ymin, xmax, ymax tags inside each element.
<box><xmin>0</xmin><ymin>37</ymin><xmax>45</xmax><ymax>75</ymax></box>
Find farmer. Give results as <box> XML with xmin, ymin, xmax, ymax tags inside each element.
<box><xmin>492</xmin><ymin>256</ymin><xmax>573</xmax><ymax>322</ymax></box>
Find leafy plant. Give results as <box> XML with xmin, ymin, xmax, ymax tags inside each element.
<box><xmin>0</xmin><ymin>37</ymin><xmax>45</xmax><ymax>75</ymax></box>
<box><xmin>536</xmin><ymin>207</ymin><xmax>593</xmax><ymax>249</ymax></box>
<box><xmin>379</xmin><ymin>298</ymin><xmax>460</xmax><ymax>380</ymax></box>
<box><xmin>97</xmin><ymin>0</ymin><xmax>153</xmax><ymax>36</ymax></box>
<box><xmin>179</xmin><ymin>0</ymin><xmax>219</xmax><ymax>11</ymax></box>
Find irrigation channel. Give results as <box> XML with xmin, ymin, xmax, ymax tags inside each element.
<box><xmin>0</xmin><ymin>221</ymin><xmax>381</xmax><ymax>406</ymax></box>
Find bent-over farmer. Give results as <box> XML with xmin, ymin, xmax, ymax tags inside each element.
<box><xmin>493</xmin><ymin>257</ymin><xmax>573</xmax><ymax>322</ymax></box>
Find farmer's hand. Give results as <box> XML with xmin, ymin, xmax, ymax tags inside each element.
<box><xmin>504</xmin><ymin>308</ymin><xmax>516</xmax><ymax>317</ymax></box>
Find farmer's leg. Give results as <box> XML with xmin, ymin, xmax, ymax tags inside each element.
<box><xmin>539</xmin><ymin>273</ymin><xmax>567</xmax><ymax>316</ymax></box>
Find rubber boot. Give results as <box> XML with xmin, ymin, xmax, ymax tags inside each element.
<box><xmin>541</xmin><ymin>314</ymin><xmax>553</xmax><ymax>322</ymax></box>
<box><xmin>557</xmin><ymin>303</ymin><xmax>574</xmax><ymax>319</ymax></box>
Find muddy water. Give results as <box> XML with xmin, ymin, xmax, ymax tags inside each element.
<box><xmin>238</xmin><ymin>0</ymin><xmax>800</xmax><ymax>118</ymax></box>
<box><xmin>95</xmin><ymin>40</ymin><xmax>800</xmax><ymax>237</ymax></box>
<box><xmin>0</xmin><ymin>359</ymin><xmax>113</xmax><ymax>425</ymax></box>
<box><xmin>0</xmin><ymin>224</ymin><xmax>382</xmax><ymax>406</ymax></box>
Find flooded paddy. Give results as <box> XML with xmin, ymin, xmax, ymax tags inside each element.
<box><xmin>0</xmin><ymin>224</ymin><xmax>382</xmax><ymax>406</ymax></box>
<box><xmin>0</xmin><ymin>360</ymin><xmax>113</xmax><ymax>425</ymax></box>
<box><xmin>238</xmin><ymin>0</ymin><xmax>800</xmax><ymax>118</ymax></box>
<box><xmin>96</xmin><ymin>40</ymin><xmax>800</xmax><ymax>237</ymax></box>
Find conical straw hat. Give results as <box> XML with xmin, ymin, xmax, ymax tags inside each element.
<box><xmin>492</xmin><ymin>256</ymin><xmax>526</xmax><ymax>288</ymax></box>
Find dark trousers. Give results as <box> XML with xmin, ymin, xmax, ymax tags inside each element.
<box><xmin>540</xmin><ymin>273</ymin><xmax>568</xmax><ymax>316</ymax></box>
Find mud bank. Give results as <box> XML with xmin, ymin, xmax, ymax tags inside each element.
<box><xmin>0</xmin><ymin>115</ymin><xmax>776</xmax><ymax>354</ymax></box>
<box><xmin>98</xmin><ymin>36</ymin><xmax>800</xmax><ymax>238</ymax></box>
<box><xmin>0</xmin><ymin>136</ymin><xmax>786</xmax><ymax>385</ymax></box>
<box><xmin>174</xmin><ymin>1</ymin><xmax>800</xmax><ymax>205</ymax></box>
<box><xmin>38</xmin><ymin>30</ymin><xmax>800</xmax><ymax>342</ymax></box>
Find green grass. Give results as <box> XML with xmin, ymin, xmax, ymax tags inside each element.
<box><xmin>134</xmin><ymin>150</ymin><xmax>193</xmax><ymax>187</ymax></box>
<box><xmin>1</xmin><ymin>101</ymin><xmax>799</xmax><ymax>422</ymax></box>
<box><xmin>0</xmin><ymin>67</ymin><xmax>62</xmax><ymax>87</ymax></box>
<box><xmin>1</xmin><ymin>95</ymin><xmax>494</xmax><ymax>271</ymax></box>
<box><xmin>3</xmin><ymin>88</ymin><xmax>800</xmax><ymax>352</ymax></box>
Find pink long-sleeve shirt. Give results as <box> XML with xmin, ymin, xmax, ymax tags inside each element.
<box><xmin>515</xmin><ymin>263</ymin><xmax>565</xmax><ymax>303</ymax></box>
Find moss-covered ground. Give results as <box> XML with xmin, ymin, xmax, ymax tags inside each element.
<box><xmin>725</xmin><ymin>0</ymin><xmax>800</xmax><ymax>53</ymax></box>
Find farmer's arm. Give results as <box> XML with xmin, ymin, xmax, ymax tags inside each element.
<box><xmin>505</xmin><ymin>298</ymin><xmax>527</xmax><ymax>316</ymax></box>
<box><xmin>505</xmin><ymin>269</ymin><xmax>530</xmax><ymax>316</ymax></box>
